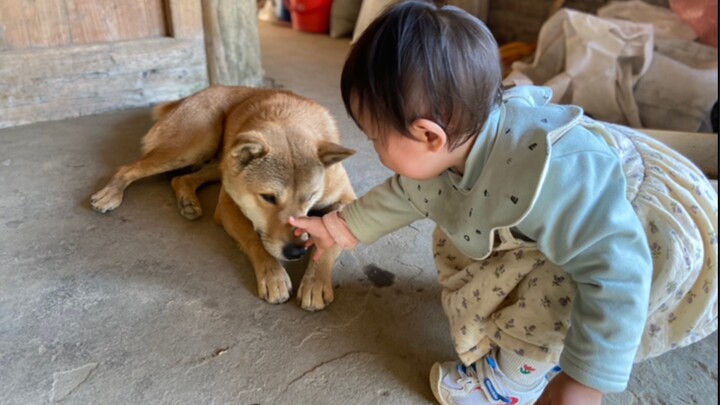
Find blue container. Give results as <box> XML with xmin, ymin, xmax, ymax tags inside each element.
<box><xmin>276</xmin><ymin>0</ymin><xmax>291</xmax><ymax>22</ymax></box>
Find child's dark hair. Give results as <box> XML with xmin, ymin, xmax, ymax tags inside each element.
<box><xmin>341</xmin><ymin>0</ymin><xmax>502</xmax><ymax>150</ymax></box>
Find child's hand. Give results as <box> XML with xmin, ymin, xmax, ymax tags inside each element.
<box><xmin>289</xmin><ymin>216</ymin><xmax>337</xmax><ymax>261</ymax></box>
<box><xmin>536</xmin><ymin>372</ymin><xmax>603</xmax><ymax>405</ymax></box>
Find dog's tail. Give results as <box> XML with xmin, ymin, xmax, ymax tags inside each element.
<box><xmin>151</xmin><ymin>100</ymin><xmax>183</xmax><ymax>121</ymax></box>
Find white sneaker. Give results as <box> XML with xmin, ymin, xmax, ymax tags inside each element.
<box><xmin>430</xmin><ymin>351</ymin><xmax>549</xmax><ymax>405</ymax></box>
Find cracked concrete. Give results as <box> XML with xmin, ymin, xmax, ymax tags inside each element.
<box><xmin>0</xmin><ymin>21</ymin><xmax>717</xmax><ymax>405</ymax></box>
<box><xmin>50</xmin><ymin>363</ymin><xmax>98</xmax><ymax>402</ymax></box>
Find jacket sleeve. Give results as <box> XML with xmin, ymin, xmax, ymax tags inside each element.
<box><xmin>515</xmin><ymin>147</ymin><xmax>652</xmax><ymax>393</ymax></box>
<box><xmin>341</xmin><ymin>175</ymin><xmax>425</xmax><ymax>245</ymax></box>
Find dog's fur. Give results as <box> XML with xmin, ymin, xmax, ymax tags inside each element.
<box><xmin>91</xmin><ymin>86</ymin><xmax>356</xmax><ymax>311</ymax></box>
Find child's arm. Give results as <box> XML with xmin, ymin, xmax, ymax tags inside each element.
<box><xmin>340</xmin><ymin>175</ymin><xmax>426</xmax><ymax>243</ymax></box>
<box><xmin>291</xmin><ymin>175</ymin><xmax>425</xmax><ymax>260</ymax></box>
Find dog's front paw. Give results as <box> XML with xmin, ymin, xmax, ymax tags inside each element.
<box><xmin>297</xmin><ymin>272</ymin><xmax>334</xmax><ymax>311</ymax></box>
<box><xmin>90</xmin><ymin>185</ymin><xmax>123</xmax><ymax>213</ymax></box>
<box><xmin>256</xmin><ymin>262</ymin><xmax>292</xmax><ymax>304</ymax></box>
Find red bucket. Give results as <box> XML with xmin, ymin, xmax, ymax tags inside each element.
<box><xmin>285</xmin><ymin>0</ymin><xmax>332</xmax><ymax>34</ymax></box>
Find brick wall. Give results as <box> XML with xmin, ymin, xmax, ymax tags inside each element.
<box><xmin>488</xmin><ymin>0</ymin><xmax>670</xmax><ymax>44</ymax></box>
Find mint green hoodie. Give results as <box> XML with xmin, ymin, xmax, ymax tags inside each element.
<box><xmin>342</xmin><ymin>85</ymin><xmax>652</xmax><ymax>393</ymax></box>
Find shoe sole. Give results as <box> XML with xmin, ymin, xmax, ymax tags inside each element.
<box><xmin>429</xmin><ymin>363</ymin><xmax>449</xmax><ymax>405</ymax></box>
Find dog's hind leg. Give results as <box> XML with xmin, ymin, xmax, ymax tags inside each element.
<box><xmin>91</xmin><ymin>147</ymin><xmax>212</xmax><ymax>213</ymax></box>
<box><xmin>171</xmin><ymin>162</ymin><xmax>221</xmax><ymax>220</ymax></box>
<box><xmin>91</xmin><ymin>109</ymin><xmax>223</xmax><ymax>214</ymax></box>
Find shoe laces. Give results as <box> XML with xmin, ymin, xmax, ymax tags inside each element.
<box><xmin>456</xmin><ymin>363</ymin><xmax>481</xmax><ymax>389</ymax></box>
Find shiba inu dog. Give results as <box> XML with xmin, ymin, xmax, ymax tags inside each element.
<box><xmin>91</xmin><ymin>86</ymin><xmax>356</xmax><ymax>311</ymax></box>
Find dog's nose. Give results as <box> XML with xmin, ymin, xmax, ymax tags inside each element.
<box><xmin>282</xmin><ymin>244</ymin><xmax>308</xmax><ymax>261</ymax></box>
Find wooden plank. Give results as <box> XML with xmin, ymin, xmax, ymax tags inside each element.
<box><xmin>25</xmin><ymin>0</ymin><xmax>71</xmax><ymax>49</ymax></box>
<box><xmin>639</xmin><ymin>128</ymin><xmax>719</xmax><ymax>179</ymax></box>
<box><xmin>0</xmin><ymin>66</ymin><xmax>207</xmax><ymax>128</ymax></box>
<box><xmin>0</xmin><ymin>1</ymin><xmax>29</xmax><ymax>50</ymax></box>
<box><xmin>0</xmin><ymin>0</ymin><xmax>71</xmax><ymax>50</ymax></box>
<box><xmin>65</xmin><ymin>0</ymin><xmax>120</xmax><ymax>44</ymax></box>
<box><xmin>113</xmin><ymin>0</ymin><xmax>167</xmax><ymax>39</ymax></box>
<box><xmin>165</xmin><ymin>0</ymin><xmax>202</xmax><ymax>39</ymax></box>
<box><xmin>66</xmin><ymin>0</ymin><xmax>167</xmax><ymax>45</ymax></box>
<box><xmin>144</xmin><ymin>0</ymin><xmax>169</xmax><ymax>37</ymax></box>
<box><xmin>3</xmin><ymin>58</ymin><xmax>205</xmax><ymax>107</ymax></box>
<box><xmin>201</xmin><ymin>0</ymin><xmax>263</xmax><ymax>86</ymax></box>
<box><xmin>0</xmin><ymin>37</ymin><xmax>208</xmax><ymax>128</ymax></box>
<box><xmin>0</xmin><ymin>37</ymin><xmax>205</xmax><ymax>81</ymax></box>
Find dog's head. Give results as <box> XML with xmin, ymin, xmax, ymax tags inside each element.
<box><xmin>221</xmin><ymin>121</ymin><xmax>354</xmax><ymax>261</ymax></box>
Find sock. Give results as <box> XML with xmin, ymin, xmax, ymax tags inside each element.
<box><xmin>497</xmin><ymin>349</ymin><xmax>556</xmax><ymax>387</ymax></box>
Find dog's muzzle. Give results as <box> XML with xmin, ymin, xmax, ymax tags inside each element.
<box><xmin>282</xmin><ymin>244</ymin><xmax>308</xmax><ymax>261</ymax></box>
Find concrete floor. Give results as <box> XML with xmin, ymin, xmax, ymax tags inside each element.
<box><xmin>1</xmin><ymin>21</ymin><xmax>717</xmax><ymax>405</ymax></box>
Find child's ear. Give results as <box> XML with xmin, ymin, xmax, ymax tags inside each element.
<box><xmin>409</xmin><ymin>119</ymin><xmax>447</xmax><ymax>153</ymax></box>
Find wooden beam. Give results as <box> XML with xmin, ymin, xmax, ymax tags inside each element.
<box><xmin>0</xmin><ymin>37</ymin><xmax>208</xmax><ymax>128</ymax></box>
<box><xmin>165</xmin><ymin>0</ymin><xmax>203</xmax><ymax>39</ymax></box>
<box><xmin>201</xmin><ymin>0</ymin><xmax>263</xmax><ymax>86</ymax></box>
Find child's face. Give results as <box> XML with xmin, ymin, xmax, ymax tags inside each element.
<box><xmin>358</xmin><ymin>120</ymin><xmax>452</xmax><ymax>181</ymax></box>
<box><xmin>352</xmin><ymin>97</ymin><xmax>456</xmax><ymax>180</ymax></box>
<box><xmin>368</xmin><ymin>129</ymin><xmax>440</xmax><ymax>180</ymax></box>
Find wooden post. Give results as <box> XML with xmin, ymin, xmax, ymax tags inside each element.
<box><xmin>201</xmin><ymin>0</ymin><xmax>264</xmax><ymax>87</ymax></box>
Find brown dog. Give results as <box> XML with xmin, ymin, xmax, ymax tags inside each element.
<box><xmin>91</xmin><ymin>86</ymin><xmax>356</xmax><ymax>311</ymax></box>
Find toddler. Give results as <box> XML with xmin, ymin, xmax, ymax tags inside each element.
<box><xmin>289</xmin><ymin>1</ymin><xmax>718</xmax><ymax>404</ymax></box>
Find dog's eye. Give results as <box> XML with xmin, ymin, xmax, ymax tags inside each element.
<box><xmin>260</xmin><ymin>194</ymin><xmax>277</xmax><ymax>205</ymax></box>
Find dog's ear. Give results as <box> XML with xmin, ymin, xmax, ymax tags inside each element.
<box><xmin>230</xmin><ymin>132</ymin><xmax>269</xmax><ymax>167</ymax></box>
<box><xmin>317</xmin><ymin>141</ymin><xmax>355</xmax><ymax>166</ymax></box>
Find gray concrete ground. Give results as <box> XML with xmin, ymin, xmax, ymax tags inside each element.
<box><xmin>1</xmin><ymin>21</ymin><xmax>717</xmax><ymax>405</ymax></box>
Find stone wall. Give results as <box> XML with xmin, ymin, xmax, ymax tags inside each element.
<box><xmin>488</xmin><ymin>0</ymin><xmax>670</xmax><ymax>44</ymax></box>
